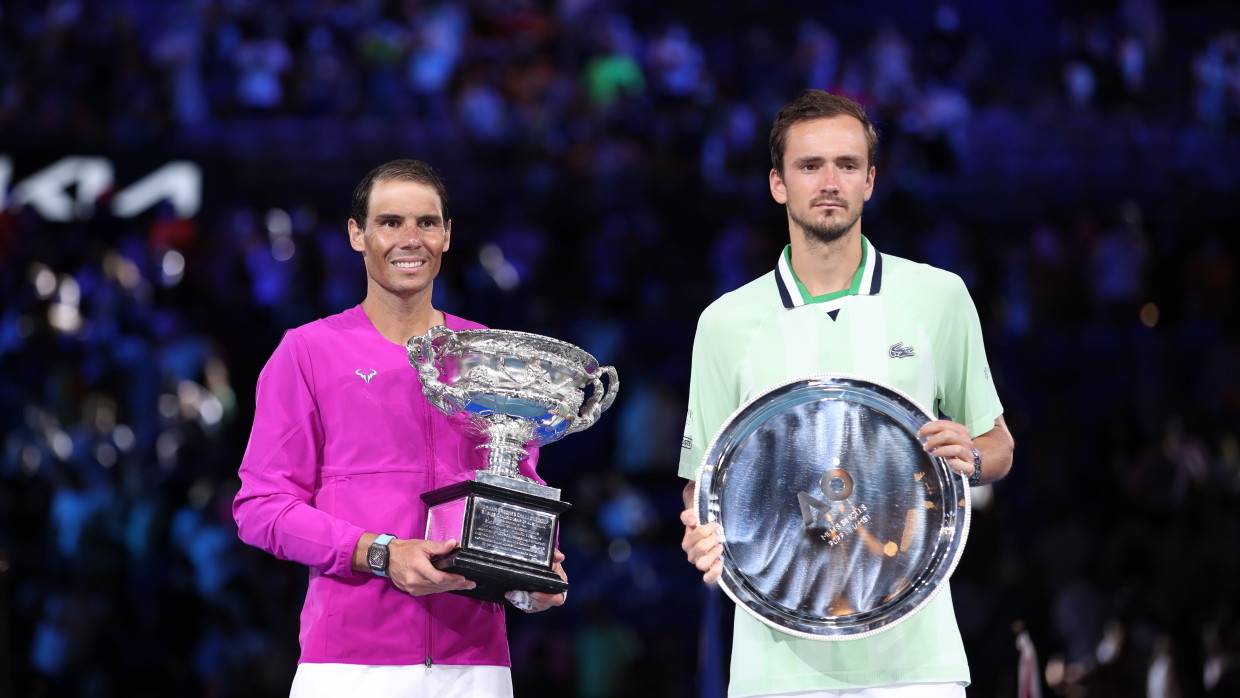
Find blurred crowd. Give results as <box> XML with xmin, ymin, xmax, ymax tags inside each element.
<box><xmin>2</xmin><ymin>1</ymin><xmax>1239</xmax><ymax>697</ymax></box>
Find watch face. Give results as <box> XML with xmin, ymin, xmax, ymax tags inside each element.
<box><xmin>368</xmin><ymin>543</ymin><xmax>388</xmax><ymax>572</ymax></box>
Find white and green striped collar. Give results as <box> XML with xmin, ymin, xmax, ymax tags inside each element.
<box><xmin>774</xmin><ymin>236</ymin><xmax>883</xmax><ymax>313</ymax></box>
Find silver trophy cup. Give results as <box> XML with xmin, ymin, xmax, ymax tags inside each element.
<box><xmin>408</xmin><ymin>325</ymin><xmax>618</xmax><ymax>599</ymax></box>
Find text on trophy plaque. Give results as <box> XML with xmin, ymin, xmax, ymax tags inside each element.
<box><xmin>467</xmin><ymin>497</ymin><xmax>556</xmax><ymax>566</ymax></box>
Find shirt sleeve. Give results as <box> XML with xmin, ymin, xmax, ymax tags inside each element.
<box><xmin>232</xmin><ymin>330</ymin><xmax>365</xmax><ymax>578</ymax></box>
<box><xmin>936</xmin><ymin>276</ymin><xmax>1005</xmax><ymax>438</ymax></box>
<box><xmin>678</xmin><ymin>307</ymin><xmax>737</xmax><ymax>480</ymax></box>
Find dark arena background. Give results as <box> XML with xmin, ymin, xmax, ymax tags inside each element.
<box><xmin>3</xmin><ymin>1</ymin><xmax>1240</xmax><ymax>696</ymax></box>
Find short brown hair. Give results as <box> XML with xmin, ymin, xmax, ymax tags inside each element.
<box><xmin>769</xmin><ymin>90</ymin><xmax>878</xmax><ymax>174</ymax></box>
<box><xmin>350</xmin><ymin>159</ymin><xmax>449</xmax><ymax>227</ymax></box>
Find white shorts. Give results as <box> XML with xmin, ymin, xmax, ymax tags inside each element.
<box><xmin>290</xmin><ymin>662</ymin><xmax>513</xmax><ymax>698</ymax></box>
<box><xmin>755</xmin><ymin>683</ymin><xmax>965</xmax><ymax>698</ymax></box>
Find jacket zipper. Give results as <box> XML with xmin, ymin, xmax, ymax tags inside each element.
<box><xmin>424</xmin><ymin>395</ymin><xmax>436</xmax><ymax>669</ymax></box>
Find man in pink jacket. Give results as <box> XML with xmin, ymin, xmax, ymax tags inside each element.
<box><xmin>233</xmin><ymin>159</ymin><xmax>566</xmax><ymax>697</ymax></box>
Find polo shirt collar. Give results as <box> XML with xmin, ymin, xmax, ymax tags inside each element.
<box><xmin>774</xmin><ymin>235</ymin><xmax>883</xmax><ymax>310</ymax></box>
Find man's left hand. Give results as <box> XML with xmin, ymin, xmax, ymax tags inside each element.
<box><xmin>506</xmin><ymin>549</ymin><xmax>567</xmax><ymax>613</ymax></box>
<box><xmin>917</xmin><ymin>419</ymin><xmax>977</xmax><ymax>478</ymax></box>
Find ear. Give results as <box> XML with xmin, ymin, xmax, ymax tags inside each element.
<box><xmin>863</xmin><ymin>165</ymin><xmax>876</xmax><ymax>202</ymax></box>
<box><xmin>769</xmin><ymin>168</ymin><xmax>788</xmax><ymax>205</ymax></box>
<box><xmin>348</xmin><ymin>218</ymin><xmax>365</xmax><ymax>252</ymax></box>
<box><xmin>443</xmin><ymin>219</ymin><xmax>451</xmax><ymax>253</ymax></box>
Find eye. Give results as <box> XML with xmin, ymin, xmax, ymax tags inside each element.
<box><xmin>801</xmin><ymin>163</ymin><xmax>819</xmax><ymax>172</ymax></box>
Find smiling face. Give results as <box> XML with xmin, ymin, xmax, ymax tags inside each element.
<box><xmin>348</xmin><ymin>178</ymin><xmax>451</xmax><ymax>301</ymax></box>
<box><xmin>770</xmin><ymin>115</ymin><xmax>876</xmax><ymax>245</ymax></box>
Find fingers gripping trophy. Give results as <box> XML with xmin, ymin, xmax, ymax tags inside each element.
<box><xmin>409</xmin><ymin>325</ymin><xmax>618</xmax><ymax>600</ymax></box>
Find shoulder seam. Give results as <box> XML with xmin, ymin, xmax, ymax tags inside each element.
<box><xmin>287</xmin><ymin>328</ymin><xmax>319</xmax><ymax>405</ymax></box>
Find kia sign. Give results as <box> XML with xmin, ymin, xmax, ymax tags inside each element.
<box><xmin>0</xmin><ymin>155</ymin><xmax>202</xmax><ymax>221</ymax></box>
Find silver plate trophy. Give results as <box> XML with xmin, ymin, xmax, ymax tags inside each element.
<box><xmin>696</xmin><ymin>374</ymin><xmax>969</xmax><ymax>640</ymax></box>
<box><xmin>409</xmin><ymin>325</ymin><xmax>618</xmax><ymax>600</ymax></box>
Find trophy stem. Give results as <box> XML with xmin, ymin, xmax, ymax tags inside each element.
<box><xmin>475</xmin><ymin>435</ymin><xmax>562</xmax><ymax>500</ymax></box>
<box><xmin>483</xmin><ymin>440</ymin><xmax>526</xmax><ymax>478</ymax></box>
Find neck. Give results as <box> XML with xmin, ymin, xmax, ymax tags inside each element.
<box><xmin>361</xmin><ymin>285</ymin><xmax>443</xmax><ymax>345</ymax></box>
<box><xmin>788</xmin><ymin>226</ymin><xmax>863</xmax><ymax>296</ymax></box>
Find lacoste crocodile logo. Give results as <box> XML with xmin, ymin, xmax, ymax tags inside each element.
<box><xmin>355</xmin><ymin>369</ymin><xmax>378</xmax><ymax>384</ymax></box>
<box><xmin>888</xmin><ymin>342</ymin><xmax>915</xmax><ymax>359</ymax></box>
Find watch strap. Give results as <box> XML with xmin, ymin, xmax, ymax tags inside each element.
<box><xmin>969</xmin><ymin>448</ymin><xmax>984</xmax><ymax>487</ymax></box>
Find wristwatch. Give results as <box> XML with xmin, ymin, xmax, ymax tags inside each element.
<box><xmin>367</xmin><ymin>534</ymin><xmax>396</xmax><ymax>577</ymax></box>
<box><xmin>969</xmin><ymin>448</ymin><xmax>984</xmax><ymax>487</ymax></box>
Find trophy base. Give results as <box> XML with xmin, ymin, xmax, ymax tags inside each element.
<box><xmin>422</xmin><ymin>478</ymin><xmax>570</xmax><ymax>603</ymax></box>
<box><xmin>433</xmin><ymin>548</ymin><xmax>568</xmax><ymax>601</ymax></box>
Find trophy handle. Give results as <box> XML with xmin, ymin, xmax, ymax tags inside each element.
<box><xmin>408</xmin><ymin>325</ymin><xmax>469</xmax><ymax>412</ymax></box>
<box><xmin>566</xmin><ymin>365</ymin><xmax>619</xmax><ymax>435</ymax></box>
<box><xmin>596</xmin><ymin>365</ymin><xmax>619</xmax><ymax>412</ymax></box>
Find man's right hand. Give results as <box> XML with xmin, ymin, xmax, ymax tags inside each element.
<box><xmin>680</xmin><ymin>508</ymin><xmax>724</xmax><ymax>585</ymax></box>
<box><xmin>387</xmin><ymin>538</ymin><xmax>477</xmax><ymax>596</ymax></box>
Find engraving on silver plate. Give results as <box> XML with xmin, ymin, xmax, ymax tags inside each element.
<box><xmin>468</xmin><ymin>498</ymin><xmax>555</xmax><ymax>566</ymax></box>
<box><xmin>697</xmin><ymin>374</ymin><xmax>970</xmax><ymax>641</ymax></box>
<box><xmin>409</xmin><ymin>325</ymin><xmax>618</xmax><ymax>495</ymax></box>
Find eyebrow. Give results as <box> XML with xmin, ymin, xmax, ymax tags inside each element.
<box><xmin>793</xmin><ymin>155</ymin><xmax>865</xmax><ymax>168</ymax></box>
<box><xmin>371</xmin><ymin>212</ymin><xmax>446</xmax><ymax>227</ymax></box>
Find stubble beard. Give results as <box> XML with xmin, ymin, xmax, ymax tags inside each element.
<box><xmin>789</xmin><ymin>204</ymin><xmax>863</xmax><ymax>246</ymax></box>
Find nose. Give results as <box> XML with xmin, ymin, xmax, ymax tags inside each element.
<box><xmin>819</xmin><ymin>166</ymin><xmax>841</xmax><ymax>194</ymax></box>
<box><xmin>398</xmin><ymin>224</ymin><xmax>426</xmax><ymax>248</ymax></box>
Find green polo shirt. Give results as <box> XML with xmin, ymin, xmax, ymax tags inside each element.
<box><xmin>679</xmin><ymin>236</ymin><xmax>1004</xmax><ymax>696</ymax></box>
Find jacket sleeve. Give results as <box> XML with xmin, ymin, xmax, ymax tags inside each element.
<box><xmin>517</xmin><ymin>447</ymin><xmax>543</xmax><ymax>483</ymax></box>
<box><xmin>232</xmin><ymin>330</ymin><xmax>365</xmax><ymax>577</ymax></box>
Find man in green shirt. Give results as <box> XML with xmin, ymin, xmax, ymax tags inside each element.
<box><xmin>678</xmin><ymin>90</ymin><xmax>1015</xmax><ymax>697</ymax></box>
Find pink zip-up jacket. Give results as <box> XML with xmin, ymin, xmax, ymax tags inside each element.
<box><xmin>233</xmin><ymin>305</ymin><xmax>540</xmax><ymax>666</ymax></box>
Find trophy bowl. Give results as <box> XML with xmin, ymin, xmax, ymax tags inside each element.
<box><xmin>408</xmin><ymin>325</ymin><xmax>618</xmax><ymax>600</ymax></box>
